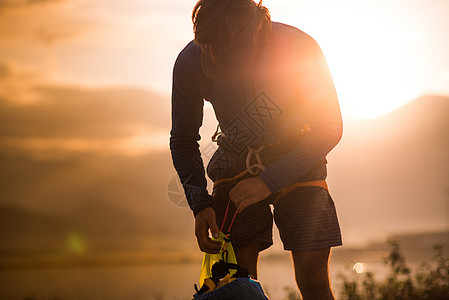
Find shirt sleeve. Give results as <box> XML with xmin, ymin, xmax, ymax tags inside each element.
<box><xmin>169</xmin><ymin>47</ymin><xmax>213</xmax><ymax>216</ymax></box>
<box><xmin>259</xmin><ymin>36</ymin><xmax>343</xmax><ymax>193</ymax></box>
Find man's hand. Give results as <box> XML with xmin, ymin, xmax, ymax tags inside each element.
<box><xmin>195</xmin><ymin>207</ymin><xmax>222</xmax><ymax>254</ymax></box>
<box><xmin>230</xmin><ymin>176</ymin><xmax>272</xmax><ymax>214</ymax></box>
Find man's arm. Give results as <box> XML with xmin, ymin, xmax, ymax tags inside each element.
<box><xmin>170</xmin><ymin>46</ymin><xmax>221</xmax><ymax>252</ymax></box>
<box><xmin>170</xmin><ymin>48</ymin><xmax>213</xmax><ymax>216</ymax></box>
<box><xmin>229</xmin><ymin>35</ymin><xmax>342</xmax><ymax>212</ymax></box>
<box><xmin>258</xmin><ymin>35</ymin><xmax>343</xmax><ymax>193</ymax></box>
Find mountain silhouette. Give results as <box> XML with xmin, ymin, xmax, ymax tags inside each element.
<box><xmin>329</xmin><ymin>94</ymin><xmax>449</xmax><ymax>243</ymax></box>
<box><xmin>0</xmin><ymin>83</ymin><xmax>447</xmax><ymax>252</ymax></box>
<box><xmin>0</xmin><ymin>198</ymin><xmax>178</xmax><ymax>256</ymax></box>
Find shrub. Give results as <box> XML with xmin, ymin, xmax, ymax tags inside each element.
<box><xmin>339</xmin><ymin>239</ymin><xmax>449</xmax><ymax>300</ymax></box>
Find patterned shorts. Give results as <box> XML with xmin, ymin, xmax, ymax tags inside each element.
<box><xmin>212</xmin><ymin>159</ymin><xmax>342</xmax><ymax>252</ymax></box>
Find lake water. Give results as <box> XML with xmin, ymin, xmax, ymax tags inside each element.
<box><xmin>0</xmin><ymin>256</ymin><xmax>391</xmax><ymax>300</ymax></box>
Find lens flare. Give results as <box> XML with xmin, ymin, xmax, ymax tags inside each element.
<box><xmin>353</xmin><ymin>262</ymin><xmax>366</xmax><ymax>274</ymax></box>
<box><xmin>67</xmin><ymin>231</ymin><xmax>87</xmax><ymax>255</ymax></box>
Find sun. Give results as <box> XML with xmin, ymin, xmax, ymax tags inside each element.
<box><xmin>320</xmin><ymin>19</ymin><xmax>421</xmax><ymax>119</ymax></box>
<box><xmin>271</xmin><ymin>2</ymin><xmax>423</xmax><ymax>119</ymax></box>
<box><xmin>317</xmin><ymin>8</ymin><xmax>422</xmax><ymax>119</ymax></box>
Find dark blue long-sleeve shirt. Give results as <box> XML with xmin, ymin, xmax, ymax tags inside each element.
<box><xmin>170</xmin><ymin>22</ymin><xmax>343</xmax><ymax>216</ymax></box>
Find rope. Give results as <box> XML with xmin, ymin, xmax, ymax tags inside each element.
<box><xmin>245</xmin><ymin>145</ymin><xmax>266</xmax><ymax>175</ymax></box>
<box><xmin>228</xmin><ymin>210</ymin><xmax>238</xmax><ymax>232</ymax></box>
<box><xmin>219</xmin><ymin>197</ymin><xmax>238</xmax><ymax>234</ymax></box>
<box><xmin>211</xmin><ymin>124</ymin><xmax>222</xmax><ymax>142</ymax></box>
<box><xmin>219</xmin><ymin>198</ymin><xmax>231</xmax><ymax>232</ymax></box>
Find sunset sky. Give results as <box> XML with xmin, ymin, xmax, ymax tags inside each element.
<box><xmin>0</xmin><ymin>0</ymin><xmax>448</xmax><ymax>249</ymax></box>
<box><xmin>1</xmin><ymin>0</ymin><xmax>449</xmax><ymax>118</ymax></box>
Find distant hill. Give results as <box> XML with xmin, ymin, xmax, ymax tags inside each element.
<box><xmin>0</xmin><ymin>83</ymin><xmax>198</xmax><ymax>257</ymax></box>
<box><xmin>328</xmin><ymin>95</ymin><xmax>449</xmax><ymax>243</ymax></box>
<box><xmin>0</xmin><ymin>205</ymin><xmax>67</xmax><ymax>255</ymax></box>
<box><xmin>0</xmin><ymin>198</ymin><xmax>186</xmax><ymax>257</ymax></box>
<box><xmin>0</xmin><ymin>86</ymin><xmax>447</xmax><ymax>254</ymax></box>
<box><xmin>341</xmin><ymin>94</ymin><xmax>449</xmax><ymax>145</ymax></box>
<box><xmin>266</xmin><ymin>230</ymin><xmax>449</xmax><ymax>263</ymax></box>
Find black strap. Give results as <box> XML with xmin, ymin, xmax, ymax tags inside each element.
<box><xmin>211</xmin><ymin>259</ymin><xmax>249</xmax><ymax>279</ymax></box>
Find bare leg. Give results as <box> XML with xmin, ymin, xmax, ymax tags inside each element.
<box><xmin>234</xmin><ymin>241</ymin><xmax>261</xmax><ymax>279</ymax></box>
<box><xmin>291</xmin><ymin>247</ymin><xmax>335</xmax><ymax>300</ymax></box>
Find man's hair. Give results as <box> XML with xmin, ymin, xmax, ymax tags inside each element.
<box><xmin>192</xmin><ymin>0</ymin><xmax>271</xmax><ymax>67</ymax></box>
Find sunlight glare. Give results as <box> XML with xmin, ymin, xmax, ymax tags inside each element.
<box><xmin>67</xmin><ymin>231</ymin><xmax>87</xmax><ymax>255</ymax></box>
<box><xmin>271</xmin><ymin>2</ymin><xmax>423</xmax><ymax>119</ymax></box>
<box><xmin>319</xmin><ymin>8</ymin><xmax>420</xmax><ymax>119</ymax></box>
<box><xmin>353</xmin><ymin>262</ymin><xmax>366</xmax><ymax>274</ymax></box>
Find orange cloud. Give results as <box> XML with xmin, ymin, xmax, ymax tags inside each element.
<box><xmin>0</xmin><ymin>74</ymin><xmax>170</xmax><ymax>157</ymax></box>
<box><xmin>0</xmin><ymin>0</ymin><xmax>62</xmax><ymax>8</ymax></box>
<box><xmin>0</xmin><ymin>133</ymin><xmax>168</xmax><ymax>157</ymax></box>
<box><xmin>0</xmin><ymin>61</ymin><xmax>44</xmax><ymax>104</ymax></box>
<box><xmin>0</xmin><ymin>0</ymin><xmax>99</xmax><ymax>46</ymax></box>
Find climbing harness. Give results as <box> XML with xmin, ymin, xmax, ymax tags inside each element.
<box><xmin>211</xmin><ymin>123</ymin><xmax>312</xmax><ymax>177</ymax></box>
<box><xmin>210</xmin><ymin>123</ymin><xmax>327</xmax><ymax>205</ymax></box>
